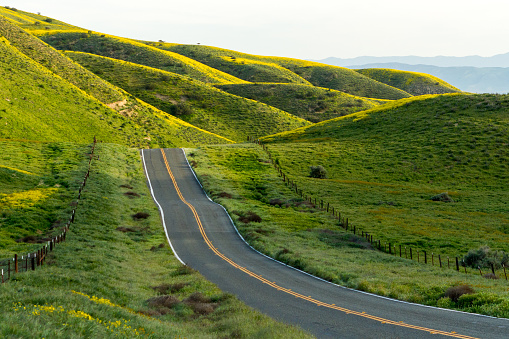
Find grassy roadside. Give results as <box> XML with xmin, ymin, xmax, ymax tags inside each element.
<box><xmin>187</xmin><ymin>144</ymin><xmax>509</xmax><ymax>318</ymax></box>
<box><xmin>0</xmin><ymin>142</ymin><xmax>312</xmax><ymax>338</ymax></box>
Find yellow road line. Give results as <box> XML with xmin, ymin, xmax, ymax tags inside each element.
<box><xmin>160</xmin><ymin>149</ymin><xmax>477</xmax><ymax>339</ymax></box>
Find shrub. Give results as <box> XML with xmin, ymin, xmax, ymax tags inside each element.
<box><xmin>269</xmin><ymin>198</ymin><xmax>284</xmax><ymax>206</ymax></box>
<box><xmin>430</xmin><ymin>192</ymin><xmax>454</xmax><ymax>202</ymax></box>
<box><xmin>309</xmin><ymin>165</ymin><xmax>327</xmax><ymax>179</ymax></box>
<box><xmin>238</xmin><ymin>211</ymin><xmax>262</xmax><ymax>223</ymax></box>
<box><xmin>131</xmin><ymin>212</ymin><xmax>150</xmax><ymax>220</ymax></box>
<box><xmin>444</xmin><ymin>285</ymin><xmax>475</xmax><ymax>302</ymax></box>
<box><xmin>462</xmin><ymin>246</ymin><xmax>509</xmax><ymax>269</ymax></box>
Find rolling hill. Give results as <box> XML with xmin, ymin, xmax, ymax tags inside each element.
<box><xmin>215</xmin><ymin>83</ymin><xmax>385</xmax><ymax>122</ymax></box>
<box><xmin>37</xmin><ymin>32</ymin><xmax>248</xmax><ymax>85</ymax></box>
<box><xmin>355</xmin><ymin>68</ymin><xmax>461</xmax><ymax>95</ymax></box>
<box><xmin>260</xmin><ymin>93</ymin><xmax>508</xmax><ymax>255</ymax></box>
<box><xmin>148</xmin><ymin>44</ymin><xmax>414</xmax><ymax>100</ymax></box>
<box><xmin>66</xmin><ymin>51</ymin><xmax>310</xmax><ymax>141</ymax></box>
<box><xmin>0</xmin><ymin>15</ymin><xmax>229</xmax><ymax>147</ymax></box>
<box><xmin>349</xmin><ymin>63</ymin><xmax>509</xmax><ymax>94</ymax></box>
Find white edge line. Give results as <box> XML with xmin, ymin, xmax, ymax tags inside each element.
<box><xmin>180</xmin><ymin>148</ymin><xmax>508</xmax><ymax>322</ymax></box>
<box><xmin>140</xmin><ymin>149</ymin><xmax>186</xmax><ymax>265</ymax></box>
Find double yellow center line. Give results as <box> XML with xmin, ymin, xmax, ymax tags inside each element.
<box><xmin>160</xmin><ymin>149</ymin><xmax>476</xmax><ymax>339</ymax></box>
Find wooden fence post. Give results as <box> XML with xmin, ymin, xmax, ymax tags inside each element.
<box><xmin>439</xmin><ymin>255</ymin><xmax>442</xmax><ymax>268</ymax></box>
<box><xmin>424</xmin><ymin>251</ymin><xmax>427</xmax><ymax>264</ymax></box>
<box><xmin>410</xmin><ymin>248</ymin><xmax>413</xmax><ymax>260</ymax></box>
<box><xmin>399</xmin><ymin>245</ymin><xmax>402</xmax><ymax>257</ymax></box>
<box><xmin>15</xmin><ymin>254</ymin><xmax>18</xmax><ymax>273</ymax></box>
<box><xmin>455</xmin><ymin>257</ymin><xmax>459</xmax><ymax>271</ymax></box>
<box><xmin>503</xmin><ymin>265</ymin><xmax>507</xmax><ymax>280</ymax></box>
<box><xmin>491</xmin><ymin>263</ymin><xmax>495</xmax><ymax>275</ymax></box>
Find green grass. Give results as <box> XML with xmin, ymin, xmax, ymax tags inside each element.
<box><xmin>153</xmin><ymin>44</ymin><xmax>413</xmax><ymax>100</ymax></box>
<box><xmin>0</xmin><ymin>141</ymin><xmax>89</xmax><ymax>257</ymax></box>
<box><xmin>187</xmin><ymin>143</ymin><xmax>509</xmax><ymax>318</ymax></box>
<box><xmin>65</xmin><ymin>51</ymin><xmax>310</xmax><ymax>141</ymax></box>
<box><xmin>0</xmin><ymin>25</ymin><xmax>230</xmax><ymax>148</ymax></box>
<box><xmin>356</xmin><ymin>68</ymin><xmax>461</xmax><ymax>95</ymax></box>
<box><xmin>37</xmin><ymin>32</ymin><xmax>248</xmax><ymax>85</ymax></box>
<box><xmin>259</xmin><ymin>93</ymin><xmax>508</xmax><ymax>258</ymax></box>
<box><xmin>151</xmin><ymin>43</ymin><xmax>312</xmax><ymax>85</ymax></box>
<box><xmin>0</xmin><ymin>141</ymin><xmax>313</xmax><ymax>338</ymax></box>
<box><xmin>0</xmin><ymin>7</ymin><xmax>85</xmax><ymax>35</ymax></box>
<box><xmin>216</xmin><ymin>83</ymin><xmax>387</xmax><ymax>122</ymax></box>
<box><xmin>0</xmin><ymin>16</ymin><xmax>123</xmax><ymax>104</ymax></box>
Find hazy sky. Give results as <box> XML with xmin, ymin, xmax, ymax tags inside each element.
<box><xmin>3</xmin><ymin>0</ymin><xmax>508</xmax><ymax>60</ymax></box>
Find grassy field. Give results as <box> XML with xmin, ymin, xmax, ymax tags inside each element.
<box><xmin>356</xmin><ymin>68</ymin><xmax>461</xmax><ymax>95</ymax></box>
<box><xmin>259</xmin><ymin>93</ymin><xmax>508</xmax><ymax>258</ymax></box>
<box><xmin>66</xmin><ymin>52</ymin><xmax>310</xmax><ymax>141</ymax></box>
<box><xmin>0</xmin><ymin>141</ymin><xmax>312</xmax><ymax>338</ymax></box>
<box><xmin>188</xmin><ymin>143</ymin><xmax>509</xmax><ymax>318</ymax></box>
<box><xmin>216</xmin><ymin>83</ymin><xmax>387</xmax><ymax>122</ymax></box>
<box><xmin>155</xmin><ymin>44</ymin><xmax>413</xmax><ymax>100</ymax></box>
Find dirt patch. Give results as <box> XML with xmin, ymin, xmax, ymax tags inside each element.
<box><xmin>106</xmin><ymin>99</ymin><xmax>127</xmax><ymax>110</ymax></box>
<box><xmin>120</xmin><ymin>184</ymin><xmax>133</xmax><ymax>189</ymax></box>
<box><xmin>217</xmin><ymin>192</ymin><xmax>232</xmax><ymax>198</ymax></box>
<box><xmin>154</xmin><ymin>93</ymin><xmax>171</xmax><ymax>102</ymax></box>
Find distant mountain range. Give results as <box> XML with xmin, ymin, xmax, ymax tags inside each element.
<box><xmin>315</xmin><ymin>53</ymin><xmax>509</xmax><ymax>68</ymax></box>
<box><xmin>314</xmin><ymin>54</ymin><xmax>509</xmax><ymax>94</ymax></box>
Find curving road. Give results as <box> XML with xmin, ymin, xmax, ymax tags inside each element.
<box><xmin>141</xmin><ymin>148</ymin><xmax>508</xmax><ymax>339</ymax></box>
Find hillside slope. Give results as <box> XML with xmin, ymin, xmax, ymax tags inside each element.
<box><xmin>0</xmin><ymin>33</ymin><xmax>229</xmax><ymax>147</ymax></box>
<box><xmin>67</xmin><ymin>51</ymin><xmax>310</xmax><ymax>141</ymax></box>
<box><xmin>355</xmin><ymin>68</ymin><xmax>461</xmax><ymax>95</ymax></box>
<box><xmin>37</xmin><ymin>32</ymin><xmax>248</xmax><ymax>85</ymax></box>
<box><xmin>260</xmin><ymin>93</ymin><xmax>508</xmax><ymax>256</ymax></box>
<box><xmin>151</xmin><ymin>43</ymin><xmax>311</xmax><ymax>85</ymax></box>
<box><xmin>216</xmin><ymin>83</ymin><xmax>385</xmax><ymax>122</ymax></box>
<box><xmin>154</xmin><ymin>44</ymin><xmax>412</xmax><ymax>100</ymax></box>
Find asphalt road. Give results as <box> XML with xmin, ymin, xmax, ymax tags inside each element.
<box><xmin>141</xmin><ymin>148</ymin><xmax>509</xmax><ymax>339</ymax></box>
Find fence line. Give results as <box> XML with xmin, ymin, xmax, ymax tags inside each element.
<box><xmin>247</xmin><ymin>136</ymin><xmax>508</xmax><ymax>282</ymax></box>
<box><xmin>0</xmin><ymin>137</ymin><xmax>98</xmax><ymax>283</ymax></box>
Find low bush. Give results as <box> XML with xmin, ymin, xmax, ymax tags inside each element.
<box><xmin>444</xmin><ymin>285</ymin><xmax>475</xmax><ymax>302</ymax></box>
<box><xmin>309</xmin><ymin>165</ymin><xmax>327</xmax><ymax>179</ymax></box>
<box><xmin>462</xmin><ymin>246</ymin><xmax>509</xmax><ymax>269</ymax></box>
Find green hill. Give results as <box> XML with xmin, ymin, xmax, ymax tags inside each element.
<box><xmin>66</xmin><ymin>51</ymin><xmax>310</xmax><ymax>141</ymax></box>
<box><xmin>0</xmin><ymin>27</ymin><xmax>229</xmax><ymax>147</ymax></box>
<box><xmin>0</xmin><ymin>15</ymin><xmax>122</xmax><ymax>104</ymax></box>
<box><xmin>0</xmin><ymin>6</ymin><xmax>85</xmax><ymax>34</ymax></box>
<box><xmin>151</xmin><ymin>44</ymin><xmax>412</xmax><ymax>100</ymax></box>
<box><xmin>216</xmin><ymin>83</ymin><xmax>386</xmax><ymax>122</ymax></box>
<box><xmin>37</xmin><ymin>32</ymin><xmax>247</xmax><ymax>85</ymax></box>
<box><xmin>355</xmin><ymin>68</ymin><xmax>461</xmax><ymax>95</ymax></box>
<box><xmin>261</xmin><ymin>93</ymin><xmax>508</xmax><ymax>256</ymax></box>
<box><xmin>154</xmin><ymin>43</ymin><xmax>311</xmax><ymax>84</ymax></box>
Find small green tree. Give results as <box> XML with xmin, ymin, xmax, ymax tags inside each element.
<box><xmin>309</xmin><ymin>165</ymin><xmax>327</xmax><ymax>179</ymax></box>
